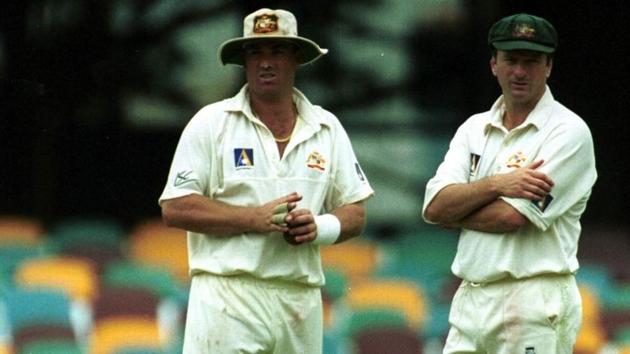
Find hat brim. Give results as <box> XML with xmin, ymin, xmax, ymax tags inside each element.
<box><xmin>218</xmin><ymin>36</ymin><xmax>328</xmax><ymax>66</ymax></box>
<box><xmin>492</xmin><ymin>40</ymin><xmax>555</xmax><ymax>54</ymax></box>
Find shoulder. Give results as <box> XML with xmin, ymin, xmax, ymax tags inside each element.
<box><xmin>454</xmin><ymin>110</ymin><xmax>492</xmax><ymax>136</ymax></box>
<box><xmin>549</xmin><ymin>101</ymin><xmax>593</xmax><ymax>140</ymax></box>
<box><xmin>295</xmin><ymin>89</ymin><xmax>346</xmax><ymax>132</ymax></box>
<box><xmin>185</xmin><ymin>99</ymin><xmax>235</xmax><ymax>133</ymax></box>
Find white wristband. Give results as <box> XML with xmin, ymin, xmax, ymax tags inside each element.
<box><xmin>313</xmin><ymin>214</ymin><xmax>341</xmax><ymax>245</ymax></box>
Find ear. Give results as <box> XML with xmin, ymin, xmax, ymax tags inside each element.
<box><xmin>490</xmin><ymin>57</ymin><xmax>497</xmax><ymax>76</ymax></box>
<box><xmin>546</xmin><ymin>58</ymin><xmax>554</xmax><ymax>78</ymax></box>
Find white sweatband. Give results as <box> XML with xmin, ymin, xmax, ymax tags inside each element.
<box><xmin>313</xmin><ymin>214</ymin><xmax>341</xmax><ymax>245</ymax></box>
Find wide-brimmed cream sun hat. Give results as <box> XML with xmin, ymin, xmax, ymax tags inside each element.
<box><xmin>218</xmin><ymin>8</ymin><xmax>328</xmax><ymax>66</ymax></box>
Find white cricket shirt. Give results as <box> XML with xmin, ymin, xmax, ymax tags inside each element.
<box><xmin>423</xmin><ymin>87</ymin><xmax>597</xmax><ymax>283</ymax></box>
<box><xmin>159</xmin><ymin>85</ymin><xmax>374</xmax><ymax>286</ymax></box>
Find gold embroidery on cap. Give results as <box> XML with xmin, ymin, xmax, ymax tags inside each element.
<box><xmin>254</xmin><ymin>14</ymin><xmax>278</xmax><ymax>34</ymax></box>
<box><xmin>512</xmin><ymin>23</ymin><xmax>535</xmax><ymax>38</ymax></box>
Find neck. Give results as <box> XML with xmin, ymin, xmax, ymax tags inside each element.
<box><xmin>250</xmin><ymin>94</ymin><xmax>295</xmax><ymax>123</ymax></box>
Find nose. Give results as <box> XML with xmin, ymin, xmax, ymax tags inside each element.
<box><xmin>258</xmin><ymin>54</ymin><xmax>273</xmax><ymax>69</ymax></box>
<box><xmin>513</xmin><ymin>64</ymin><xmax>527</xmax><ymax>78</ymax></box>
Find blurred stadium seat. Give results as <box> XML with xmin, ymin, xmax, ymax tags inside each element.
<box><xmin>320</xmin><ymin>238</ymin><xmax>380</xmax><ymax>285</ymax></box>
<box><xmin>49</xmin><ymin>217</ymin><xmax>126</xmax><ymax>250</ymax></box>
<box><xmin>0</xmin><ymin>245</ymin><xmax>49</xmax><ymax>286</ymax></box>
<box><xmin>114</xmin><ymin>347</ymin><xmax>165</xmax><ymax>354</ymax></box>
<box><xmin>102</xmin><ymin>261</ymin><xmax>180</xmax><ymax>300</ymax></box>
<box><xmin>93</xmin><ymin>287</ymin><xmax>159</xmax><ymax>322</ymax></box>
<box><xmin>353</xmin><ymin>327</ymin><xmax>424</xmax><ymax>354</ymax></box>
<box><xmin>344</xmin><ymin>308</ymin><xmax>409</xmax><ymax>338</ymax></box>
<box><xmin>89</xmin><ymin>316</ymin><xmax>162</xmax><ymax>354</ymax></box>
<box><xmin>574</xmin><ymin>285</ymin><xmax>607</xmax><ymax>354</ymax></box>
<box><xmin>12</xmin><ymin>324</ymin><xmax>76</xmax><ymax>352</ymax></box>
<box><xmin>129</xmin><ymin>219</ymin><xmax>189</xmax><ymax>284</ymax></box>
<box><xmin>14</xmin><ymin>256</ymin><xmax>99</xmax><ymax>303</ymax></box>
<box><xmin>578</xmin><ymin>223</ymin><xmax>630</xmax><ymax>283</ymax></box>
<box><xmin>0</xmin><ymin>215</ymin><xmax>45</xmax><ymax>245</ymax></box>
<box><xmin>17</xmin><ymin>339</ymin><xmax>83</xmax><ymax>354</ymax></box>
<box><xmin>346</xmin><ymin>278</ymin><xmax>427</xmax><ymax>331</ymax></box>
<box><xmin>1</xmin><ymin>287</ymin><xmax>73</xmax><ymax>332</ymax></box>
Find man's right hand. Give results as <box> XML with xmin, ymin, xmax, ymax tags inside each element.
<box><xmin>494</xmin><ymin>160</ymin><xmax>554</xmax><ymax>201</ymax></box>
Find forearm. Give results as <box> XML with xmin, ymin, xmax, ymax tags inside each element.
<box><xmin>330</xmin><ymin>201</ymin><xmax>366</xmax><ymax>243</ymax></box>
<box><xmin>425</xmin><ymin>176</ymin><xmax>501</xmax><ymax>224</ymax></box>
<box><xmin>441</xmin><ymin>199</ymin><xmax>529</xmax><ymax>233</ymax></box>
<box><xmin>161</xmin><ymin>194</ymin><xmax>256</xmax><ymax>236</ymax></box>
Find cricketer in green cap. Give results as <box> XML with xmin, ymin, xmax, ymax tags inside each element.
<box><xmin>488</xmin><ymin>13</ymin><xmax>558</xmax><ymax>53</ymax></box>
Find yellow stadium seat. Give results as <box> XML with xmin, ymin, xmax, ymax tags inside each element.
<box><xmin>574</xmin><ymin>285</ymin><xmax>607</xmax><ymax>354</ymax></box>
<box><xmin>128</xmin><ymin>219</ymin><xmax>189</xmax><ymax>283</ymax></box>
<box><xmin>89</xmin><ymin>316</ymin><xmax>163</xmax><ymax>354</ymax></box>
<box><xmin>0</xmin><ymin>341</ymin><xmax>11</xmax><ymax>354</ymax></box>
<box><xmin>15</xmin><ymin>256</ymin><xmax>99</xmax><ymax>302</ymax></box>
<box><xmin>320</xmin><ymin>239</ymin><xmax>380</xmax><ymax>284</ymax></box>
<box><xmin>0</xmin><ymin>215</ymin><xmax>44</xmax><ymax>245</ymax></box>
<box><xmin>346</xmin><ymin>278</ymin><xmax>427</xmax><ymax>330</ymax></box>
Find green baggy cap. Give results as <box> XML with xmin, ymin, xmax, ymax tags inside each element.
<box><xmin>488</xmin><ymin>13</ymin><xmax>557</xmax><ymax>53</ymax></box>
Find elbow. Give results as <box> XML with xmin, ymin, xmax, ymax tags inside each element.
<box><xmin>423</xmin><ymin>205</ymin><xmax>439</xmax><ymax>223</ymax></box>
<box><xmin>350</xmin><ymin>206</ymin><xmax>367</xmax><ymax>238</ymax></box>
<box><xmin>423</xmin><ymin>203</ymin><xmax>449</xmax><ymax>224</ymax></box>
<box><xmin>161</xmin><ymin>203</ymin><xmax>179</xmax><ymax>228</ymax></box>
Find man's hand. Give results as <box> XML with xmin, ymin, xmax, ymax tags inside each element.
<box><xmin>493</xmin><ymin>160</ymin><xmax>554</xmax><ymax>201</ymax></box>
<box><xmin>283</xmin><ymin>208</ymin><xmax>317</xmax><ymax>245</ymax></box>
<box><xmin>251</xmin><ymin>192</ymin><xmax>302</xmax><ymax>234</ymax></box>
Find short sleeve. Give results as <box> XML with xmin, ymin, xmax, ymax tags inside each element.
<box><xmin>501</xmin><ymin>121</ymin><xmax>597</xmax><ymax>230</ymax></box>
<box><xmin>324</xmin><ymin>123</ymin><xmax>374</xmax><ymax>212</ymax></box>
<box><xmin>158</xmin><ymin>114</ymin><xmax>214</xmax><ymax>205</ymax></box>
<box><xmin>422</xmin><ymin>122</ymin><xmax>475</xmax><ymax>222</ymax></box>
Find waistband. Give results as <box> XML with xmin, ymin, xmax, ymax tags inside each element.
<box><xmin>463</xmin><ymin>272</ymin><xmax>575</xmax><ymax>288</ymax></box>
<box><xmin>193</xmin><ymin>272</ymin><xmax>320</xmax><ymax>290</ymax></box>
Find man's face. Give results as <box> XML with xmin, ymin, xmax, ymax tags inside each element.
<box><xmin>490</xmin><ymin>50</ymin><xmax>552</xmax><ymax>107</ymax></box>
<box><xmin>243</xmin><ymin>40</ymin><xmax>300</xmax><ymax>99</ymax></box>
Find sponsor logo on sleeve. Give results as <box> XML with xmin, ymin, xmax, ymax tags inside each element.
<box><xmin>532</xmin><ymin>194</ymin><xmax>553</xmax><ymax>212</ymax></box>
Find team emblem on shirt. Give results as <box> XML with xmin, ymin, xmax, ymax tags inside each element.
<box><xmin>306</xmin><ymin>151</ymin><xmax>326</xmax><ymax>171</ymax></box>
<box><xmin>506</xmin><ymin>151</ymin><xmax>527</xmax><ymax>168</ymax></box>
<box><xmin>234</xmin><ymin>148</ymin><xmax>254</xmax><ymax>169</ymax></box>
<box><xmin>525</xmin><ymin>347</ymin><xmax>536</xmax><ymax>354</ymax></box>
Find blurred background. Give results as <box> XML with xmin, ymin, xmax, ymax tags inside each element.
<box><xmin>1</xmin><ymin>1</ymin><xmax>629</xmax><ymax>354</ymax></box>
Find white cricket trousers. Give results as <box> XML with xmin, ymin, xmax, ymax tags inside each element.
<box><xmin>183</xmin><ymin>273</ymin><xmax>323</xmax><ymax>354</ymax></box>
<box><xmin>443</xmin><ymin>274</ymin><xmax>582</xmax><ymax>354</ymax></box>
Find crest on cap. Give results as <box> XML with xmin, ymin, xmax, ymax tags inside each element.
<box><xmin>218</xmin><ymin>8</ymin><xmax>328</xmax><ymax>66</ymax></box>
<box><xmin>254</xmin><ymin>14</ymin><xmax>278</xmax><ymax>34</ymax></box>
<box><xmin>513</xmin><ymin>23</ymin><xmax>535</xmax><ymax>39</ymax></box>
<box><xmin>488</xmin><ymin>13</ymin><xmax>557</xmax><ymax>54</ymax></box>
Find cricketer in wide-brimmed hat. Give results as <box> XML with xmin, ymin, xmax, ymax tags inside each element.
<box><xmin>488</xmin><ymin>13</ymin><xmax>558</xmax><ymax>54</ymax></box>
<box><xmin>219</xmin><ymin>8</ymin><xmax>328</xmax><ymax>66</ymax></box>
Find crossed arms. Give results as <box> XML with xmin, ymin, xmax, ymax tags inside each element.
<box><xmin>424</xmin><ymin>160</ymin><xmax>554</xmax><ymax>233</ymax></box>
